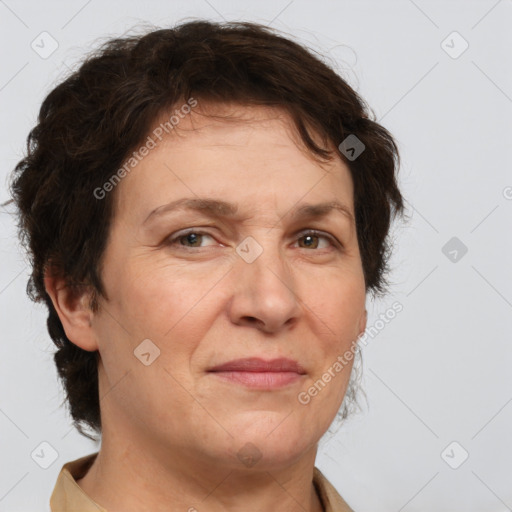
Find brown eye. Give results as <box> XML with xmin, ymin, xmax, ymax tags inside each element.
<box><xmin>179</xmin><ymin>232</ymin><xmax>202</xmax><ymax>247</ymax></box>
<box><xmin>299</xmin><ymin>233</ymin><xmax>320</xmax><ymax>249</ymax></box>
<box><xmin>168</xmin><ymin>231</ymin><xmax>217</xmax><ymax>249</ymax></box>
<box><xmin>296</xmin><ymin>230</ymin><xmax>338</xmax><ymax>250</ymax></box>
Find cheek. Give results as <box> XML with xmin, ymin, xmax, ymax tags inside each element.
<box><xmin>106</xmin><ymin>263</ymin><xmax>226</xmax><ymax>384</ymax></box>
<box><xmin>113</xmin><ymin>260</ymin><xmax>214</xmax><ymax>338</ymax></box>
<box><xmin>306</xmin><ymin>277</ymin><xmax>365</xmax><ymax>337</ymax></box>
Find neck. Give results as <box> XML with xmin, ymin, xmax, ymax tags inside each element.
<box><xmin>77</xmin><ymin>420</ymin><xmax>324</xmax><ymax>512</ymax></box>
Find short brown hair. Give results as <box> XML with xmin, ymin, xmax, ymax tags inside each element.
<box><xmin>6</xmin><ymin>19</ymin><xmax>405</xmax><ymax>439</ymax></box>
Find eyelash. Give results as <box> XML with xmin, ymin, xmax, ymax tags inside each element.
<box><xmin>166</xmin><ymin>229</ymin><xmax>342</xmax><ymax>251</ymax></box>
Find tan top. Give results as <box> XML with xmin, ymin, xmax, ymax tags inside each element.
<box><xmin>50</xmin><ymin>452</ymin><xmax>354</xmax><ymax>511</ymax></box>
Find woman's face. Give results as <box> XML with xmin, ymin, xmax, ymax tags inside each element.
<box><xmin>91</xmin><ymin>102</ymin><xmax>367</xmax><ymax>470</ymax></box>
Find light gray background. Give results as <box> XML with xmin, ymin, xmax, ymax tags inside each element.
<box><xmin>1</xmin><ymin>1</ymin><xmax>511</xmax><ymax>511</ymax></box>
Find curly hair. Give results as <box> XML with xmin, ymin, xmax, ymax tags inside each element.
<box><xmin>5</xmin><ymin>19</ymin><xmax>405</xmax><ymax>439</ymax></box>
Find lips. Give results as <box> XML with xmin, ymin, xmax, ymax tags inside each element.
<box><xmin>208</xmin><ymin>357</ymin><xmax>306</xmax><ymax>389</ymax></box>
<box><xmin>208</xmin><ymin>357</ymin><xmax>306</xmax><ymax>374</ymax></box>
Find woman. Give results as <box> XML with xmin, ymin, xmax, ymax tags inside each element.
<box><xmin>7</xmin><ymin>19</ymin><xmax>404</xmax><ymax>511</ymax></box>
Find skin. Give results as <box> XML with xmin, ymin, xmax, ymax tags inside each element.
<box><xmin>45</xmin><ymin>101</ymin><xmax>367</xmax><ymax>512</ymax></box>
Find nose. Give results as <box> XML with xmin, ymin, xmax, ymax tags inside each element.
<box><xmin>227</xmin><ymin>241</ymin><xmax>301</xmax><ymax>334</ymax></box>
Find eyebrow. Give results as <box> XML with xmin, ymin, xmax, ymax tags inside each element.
<box><xmin>143</xmin><ymin>197</ymin><xmax>355</xmax><ymax>226</ymax></box>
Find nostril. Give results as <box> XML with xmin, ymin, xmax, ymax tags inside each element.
<box><xmin>239</xmin><ymin>316</ymin><xmax>268</xmax><ymax>330</ymax></box>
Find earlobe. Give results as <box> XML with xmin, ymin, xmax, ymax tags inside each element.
<box><xmin>43</xmin><ymin>270</ymin><xmax>99</xmax><ymax>352</ymax></box>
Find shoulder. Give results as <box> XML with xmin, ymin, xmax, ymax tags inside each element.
<box><xmin>313</xmin><ymin>466</ymin><xmax>355</xmax><ymax>512</ymax></box>
<box><xmin>49</xmin><ymin>452</ymin><xmax>106</xmax><ymax>512</ymax></box>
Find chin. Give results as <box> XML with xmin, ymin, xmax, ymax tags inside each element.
<box><xmin>221</xmin><ymin>423</ymin><xmax>317</xmax><ymax>471</ymax></box>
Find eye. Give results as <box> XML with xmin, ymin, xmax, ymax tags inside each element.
<box><xmin>167</xmin><ymin>230</ymin><xmax>217</xmax><ymax>249</ymax></box>
<box><xmin>166</xmin><ymin>229</ymin><xmax>341</xmax><ymax>251</ymax></box>
<box><xmin>295</xmin><ymin>230</ymin><xmax>339</xmax><ymax>250</ymax></box>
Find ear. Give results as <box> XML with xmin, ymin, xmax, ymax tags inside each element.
<box><xmin>44</xmin><ymin>268</ymin><xmax>99</xmax><ymax>352</ymax></box>
<box><xmin>358</xmin><ymin>308</ymin><xmax>367</xmax><ymax>337</ymax></box>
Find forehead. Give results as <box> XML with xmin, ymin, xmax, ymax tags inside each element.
<box><xmin>112</xmin><ymin>102</ymin><xmax>354</xmax><ymax>224</ymax></box>
<box><xmin>149</xmin><ymin>101</ymin><xmax>330</xmax><ymax>154</ymax></box>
